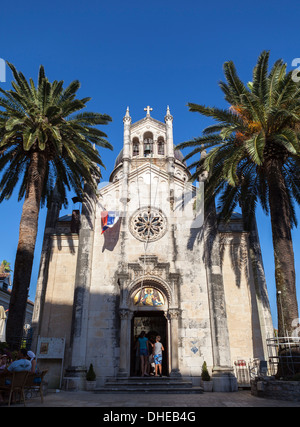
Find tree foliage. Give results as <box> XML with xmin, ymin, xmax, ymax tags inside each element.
<box><xmin>177</xmin><ymin>51</ymin><xmax>300</xmax><ymax>335</ymax></box>
<box><xmin>0</xmin><ymin>63</ymin><xmax>112</xmax><ymax>348</ymax></box>
<box><xmin>0</xmin><ymin>62</ymin><xmax>113</xmax><ymax>207</ymax></box>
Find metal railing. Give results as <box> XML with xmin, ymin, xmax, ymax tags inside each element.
<box><xmin>266</xmin><ymin>336</ymin><xmax>300</xmax><ymax>378</ymax></box>
<box><xmin>233</xmin><ymin>337</ymin><xmax>300</xmax><ymax>385</ymax></box>
<box><xmin>234</xmin><ymin>360</ymin><xmax>251</xmax><ymax>387</ymax></box>
<box><xmin>234</xmin><ymin>358</ymin><xmax>269</xmax><ymax>387</ymax></box>
<box><xmin>1</xmin><ymin>328</ymin><xmax>33</xmax><ymax>352</ymax></box>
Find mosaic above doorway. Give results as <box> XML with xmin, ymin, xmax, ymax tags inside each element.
<box><xmin>133</xmin><ymin>288</ymin><xmax>165</xmax><ymax>307</ymax></box>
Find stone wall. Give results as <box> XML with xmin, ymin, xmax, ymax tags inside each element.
<box><xmin>40</xmin><ymin>235</ymin><xmax>78</xmax><ymax>342</ymax></box>
<box><xmin>251</xmin><ymin>378</ymin><xmax>300</xmax><ymax>401</ymax></box>
<box><xmin>220</xmin><ymin>231</ymin><xmax>265</xmax><ymax>363</ymax></box>
<box><xmin>38</xmin><ymin>234</ymin><xmax>79</xmax><ymax>388</ymax></box>
<box><xmin>88</xmin><ymin>168</ymin><xmax>213</xmax><ymax>383</ymax></box>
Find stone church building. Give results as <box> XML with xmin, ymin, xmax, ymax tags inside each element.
<box><xmin>32</xmin><ymin>106</ymin><xmax>274</xmax><ymax>391</ymax></box>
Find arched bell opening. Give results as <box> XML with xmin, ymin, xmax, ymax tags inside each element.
<box><xmin>157</xmin><ymin>137</ymin><xmax>165</xmax><ymax>155</ymax></box>
<box><xmin>143</xmin><ymin>132</ymin><xmax>154</xmax><ymax>157</ymax></box>
<box><xmin>132</xmin><ymin>137</ymin><xmax>140</xmax><ymax>157</ymax></box>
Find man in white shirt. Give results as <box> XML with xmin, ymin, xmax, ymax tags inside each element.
<box><xmin>153</xmin><ymin>336</ymin><xmax>164</xmax><ymax>377</ymax></box>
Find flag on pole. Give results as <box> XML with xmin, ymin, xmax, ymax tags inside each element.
<box><xmin>101</xmin><ymin>211</ymin><xmax>120</xmax><ymax>234</ymax></box>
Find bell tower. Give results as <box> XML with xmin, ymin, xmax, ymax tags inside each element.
<box><xmin>110</xmin><ymin>105</ymin><xmax>189</xmax><ymax>184</ymax></box>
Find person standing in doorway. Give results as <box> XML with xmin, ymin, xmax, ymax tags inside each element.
<box><xmin>137</xmin><ymin>331</ymin><xmax>149</xmax><ymax>376</ymax></box>
<box><xmin>153</xmin><ymin>335</ymin><xmax>164</xmax><ymax>377</ymax></box>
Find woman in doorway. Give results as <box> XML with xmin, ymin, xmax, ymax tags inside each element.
<box><xmin>137</xmin><ymin>331</ymin><xmax>149</xmax><ymax>376</ymax></box>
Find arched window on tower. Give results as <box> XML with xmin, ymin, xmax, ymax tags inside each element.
<box><xmin>132</xmin><ymin>138</ymin><xmax>139</xmax><ymax>157</ymax></box>
<box><xmin>157</xmin><ymin>138</ymin><xmax>165</xmax><ymax>155</ymax></box>
<box><xmin>143</xmin><ymin>132</ymin><xmax>153</xmax><ymax>157</ymax></box>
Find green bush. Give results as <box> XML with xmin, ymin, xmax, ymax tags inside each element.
<box><xmin>201</xmin><ymin>361</ymin><xmax>211</xmax><ymax>381</ymax></box>
<box><xmin>86</xmin><ymin>363</ymin><xmax>96</xmax><ymax>381</ymax></box>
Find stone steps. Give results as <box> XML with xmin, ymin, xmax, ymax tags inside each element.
<box><xmin>95</xmin><ymin>376</ymin><xmax>203</xmax><ymax>394</ymax></box>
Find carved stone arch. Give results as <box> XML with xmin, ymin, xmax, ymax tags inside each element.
<box><xmin>126</xmin><ymin>276</ymin><xmax>173</xmax><ymax>308</ymax></box>
<box><xmin>143</xmin><ymin>131</ymin><xmax>154</xmax><ymax>140</ymax></box>
<box><xmin>118</xmin><ymin>268</ymin><xmax>181</xmax><ymax>378</ymax></box>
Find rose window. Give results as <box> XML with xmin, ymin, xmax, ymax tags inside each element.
<box><xmin>130</xmin><ymin>207</ymin><xmax>167</xmax><ymax>242</ymax></box>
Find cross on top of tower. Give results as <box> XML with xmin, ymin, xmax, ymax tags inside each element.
<box><xmin>144</xmin><ymin>105</ymin><xmax>153</xmax><ymax>117</ymax></box>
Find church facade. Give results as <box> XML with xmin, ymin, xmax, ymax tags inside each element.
<box><xmin>32</xmin><ymin>106</ymin><xmax>274</xmax><ymax>391</ymax></box>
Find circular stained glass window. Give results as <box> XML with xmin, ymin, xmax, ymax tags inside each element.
<box><xmin>130</xmin><ymin>206</ymin><xmax>167</xmax><ymax>242</ymax></box>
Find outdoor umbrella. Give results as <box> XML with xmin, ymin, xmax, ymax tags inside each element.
<box><xmin>0</xmin><ymin>306</ymin><xmax>7</xmax><ymax>342</ymax></box>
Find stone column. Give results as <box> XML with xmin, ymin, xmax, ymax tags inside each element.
<box><xmin>120</xmin><ymin>107</ymin><xmax>131</xmax><ymax>204</ymax></box>
<box><xmin>67</xmin><ymin>179</ymin><xmax>98</xmax><ymax>389</ymax></box>
<box><xmin>118</xmin><ymin>309</ymin><xmax>132</xmax><ymax>377</ymax></box>
<box><xmin>169</xmin><ymin>308</ymin><xmax>181</xmax><ymax>377</ymax></box>
<box><xmin>153</xmin><ymin>137</ymin><xmax>158</xmax><ymax>157</ymax></box>
<box><xmin>165</xmin><ymin>106</ymin><xmax>174</xmax><ymax>161</ymax></box>
<box><xmin>204</xmin><ymin>199</ymin><xmax>238</xmax><ymax>391</ymax></box>
<box><xmin>243</xmin><ymin>213</ymin><xmax>274</xmax><ymax>357</ymax></box>
<box><xmin>165</xmin><ymin>106</ymin><xmax>175</xmax><ymax>209</ymax></box>
<box><xmin>139</xmin><ymin>137</ymin><xmax>143</xmax><ymax>159</ymax></box>
<box><xmin>198</xmin><ymin>148</ymin><xmax>237</xmax><ymax>392</ymax></box>
<box><xmin>31</xmin><ymin>185</ymin><xmax>62</xmax><ymax>352</ymax></box>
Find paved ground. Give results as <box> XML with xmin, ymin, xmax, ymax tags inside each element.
<box><xmin>17</xmin><ymin>389</ymin><xmax>300</xmax><ymax>407</ymax></box>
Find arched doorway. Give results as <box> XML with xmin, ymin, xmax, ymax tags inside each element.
<box><xmin>131</xmin><ymin>311</ymin><xmax>168</xmax><ymax>376</ymax></box>
<box><xmin>118</xmin><ymin>273</ymin><xmax>180</xmax><ymax>379</ymax></box>
<box><xmin>129</xmin><ymin>283</ymin><xmax>169</xmax><ymax>377</ymax></box>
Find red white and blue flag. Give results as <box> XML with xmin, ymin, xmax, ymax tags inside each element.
<box><xmin>101</xmin><ymin>211</ymin><xmax>120</xmax><ymax>234</ymax></box>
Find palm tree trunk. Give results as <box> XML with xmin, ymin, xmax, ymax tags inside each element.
<box><xmin>6</xmin><ymin>151</ymin><xmax>47</xmax><ymax>350</ymax></box>
<box><xmin>266</xmin><ymin>157</ymin><xmax>299</xmax><ymax>337</ymax></box>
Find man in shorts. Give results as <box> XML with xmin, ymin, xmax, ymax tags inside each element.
<box><xmin>153</xmin><ymin>335</ymin><xmax>164</xmax><ymax>377</ymax></box>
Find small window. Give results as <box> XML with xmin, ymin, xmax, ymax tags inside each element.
<box><xmin>143</xmin><ymin>132</ymin><xmax>154</xmax><ymax>157</ymax></box>
<box><xmin>158</xmin><ymin>139</ymin><xmax>165</xmax><ymax>155</ymax></box>
<box><xmin>133</xmin><ymin>145</ymin><xmax>139</xmax><ymax>156</ymax></box>
<box><xmin>132</xmin><ymin>138</ymin><xmax>139</xmax><ymax>157</ymax></box>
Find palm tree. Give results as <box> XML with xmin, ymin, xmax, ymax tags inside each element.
<box><xmin>0</xmin><ymin>260</ymin><xmax>12</xmax><ymax>274</ymax></box>
<box><xmin>0</xmin><ymin>63</ymin><xmax>113</xmax><ymax>349</ymax></box>
<box><xmin>177</xmin><ymin>51</ymin><xmax>300</xmax><ymax>337</ymax></box>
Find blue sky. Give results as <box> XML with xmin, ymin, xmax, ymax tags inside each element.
<box><xmin>0</xmin><ymin>0</ymin><xmax>299</xmax><ymax>328</ymax></box>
